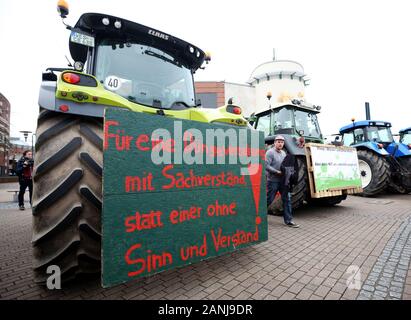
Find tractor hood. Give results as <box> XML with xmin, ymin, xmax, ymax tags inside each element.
<box><xmin>69</xmin><ymin>13</ymin><xmax>206</xmax><ymax>71</ymax></box>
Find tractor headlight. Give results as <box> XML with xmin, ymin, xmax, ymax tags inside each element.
<box><xmin>114</xmin><ymin>20</ymin><xmax>122</xmax><ymax>29</ymax></box>
<box><xmin>74</xmin><ymin>61</ymin><xmax>84</xmax><ymax>71</ymax></box>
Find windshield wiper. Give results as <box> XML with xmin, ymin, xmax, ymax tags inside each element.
<box><xmin>127</xmin><ymin>96</ymin><xmax>165</xmax><ymax>109</ymax></box>
<box><xmin>170</xmin><ymin>101</ymin><xmax>193</xmax><ymax>110</ymax></box>
<box><xmin>144</xmin><ymin>50</ymin><xmax>181</xmax><ymax>67</ymax></box>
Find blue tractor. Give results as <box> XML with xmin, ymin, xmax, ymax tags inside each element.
<box><xmin>339</xmin><ymin>120</ymin><xmax>411</xmax><ymax>196</ymax></box>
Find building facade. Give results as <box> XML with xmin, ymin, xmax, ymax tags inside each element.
<box><xmin>0</xmin><ymin>93</ymin><xmax>11</xmax><ymax>176</ymax></box>
<box><xmin>195</xmin><ymin>59</ymin><xmax>309</xmax><ymax>117</ymax></box>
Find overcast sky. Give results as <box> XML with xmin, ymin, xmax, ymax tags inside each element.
<box><xmin>1</xmin><ymin>0</ymin><xmax>410</xmax><ymax>143</ymax></box>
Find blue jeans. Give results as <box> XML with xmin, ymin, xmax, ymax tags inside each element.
<box><xmin>267</xmin><ymin>180</ymin><xmax>293</xmax><ymax>224</ymax></box>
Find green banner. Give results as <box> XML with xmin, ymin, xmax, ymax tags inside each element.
<box><xmin>102</xmin><ymin>108</ymin><xmax>267</xmax><ymax>287</ymax></box>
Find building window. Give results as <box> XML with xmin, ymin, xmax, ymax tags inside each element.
<box><xmin>196</xmin><ymin>93</ymin><xmax>218</xmax><ymax>109</ymax></box>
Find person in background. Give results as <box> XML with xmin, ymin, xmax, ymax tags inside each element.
<box><xmin>16</xmin><ymin>150</ymin><xmax>34</xmax><ymax>210</ymax></box>
<box><xmin>266</xmin><ymin>135</ymin><xmax>299</xmax><ymax>228</ymax></box>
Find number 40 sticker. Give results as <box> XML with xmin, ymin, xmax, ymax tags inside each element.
<box><xmin>104</xmin><ymin>76</ymin><xmax>121</xmax><ymax>91</ymax></box>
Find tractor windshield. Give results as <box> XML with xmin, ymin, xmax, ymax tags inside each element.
<box><xmin>255</xmin><ymin>107</ymin><xmax>322</xmax><ymax>139</ymax></box>
<box><xmin>366</xmin><ymin>126</ymin><xmax>393</xmax><ymax>143</ymax></box>
<box><xmin>95</xmin><ymin>40</ymin><xmax>196</xmax><ymax>109</ymax></box>
<box><xmin>400</xmin><ymin>131</ymin><xmax>411</xmax><ymax>144</ymax></box>
<box><xmin>294</xmin><ymin>110</ymin><xmax>322</xmax><ymax>138</ymax></box>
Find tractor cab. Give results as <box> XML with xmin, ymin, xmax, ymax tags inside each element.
<box><xmin>67</xmin><ymin>13</ymin><xmax>205</xmax><ymax>110</ymax></box>
<box><xmin>252</xmin><ymin>99</ymin><xmax>323</xmax><ymax>155</ymax></box>
<box><xmin>339</xmin><ymin>120</ymin><xmax>393</xmax><ymax>152</ymax></box>
<box><xmin>45</xmin><ymin>12</ymin><xmax>206</xmax><ymax>111</ymax></box>
<box><xmin>41</xmin><ymin>7</ymin><xmax>247</xmax><ymax>126</ymax></box>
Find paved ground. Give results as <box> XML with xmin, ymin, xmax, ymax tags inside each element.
<box><xmin>0</xmin><ymin>182</ymin><xmax>410</xmax><ymax>300</ymax></box>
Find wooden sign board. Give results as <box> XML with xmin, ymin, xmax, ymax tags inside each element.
<box><xmin>305</xmin><ymin>143</ymin><xmax>363</xmax><ymax>198</ymax></box>
<box><xmin>102</xmin><ymin>108</ymin><xmax>267</xmax><ymax>287</ymax></box>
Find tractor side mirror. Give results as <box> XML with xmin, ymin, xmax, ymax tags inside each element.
<box><xmin>335</xmin><ymin>136</ymin><xmax>340</xmax><ymax>141</ymax></box>
<box><xmin>195</xmin><ymin>99</ymin><xmax>202</xmax><ymax>107</ymax></box>
<box><xmin>248</xmin><ymin>114</ymin><xmax>257</xmax><ymax>125</ymax></box>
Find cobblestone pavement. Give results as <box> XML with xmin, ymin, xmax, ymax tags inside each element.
<box><xmin>0</xmin><ymin>190</ymin><xmax>410</xmax><ymax>300</ymax></box>
<box><xmin>358</xmin><ymin>216</ymin><xmax>411</xmax><ymax>300</ymax></box>
<box><xmin>0</xmin><ymin>182</ymin><xmax>30</xmax><ymax>210</ymax></box>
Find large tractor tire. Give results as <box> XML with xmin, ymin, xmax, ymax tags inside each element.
<box><xmin>269</xmin><ymin>156</ymin><xmax>307</xmax><ymax>213</ymax></box>
<box><xmin>398</xmin><ymin>156</ymin><xmax>411</xmax><ymax>171</ymax></box>
<box><xmin>32</xmin><ymin>109</ymin><xmax>103</xmax><ymax>283</ymax></box>
<box><xmin>393</xmin><ymin>156</ymin><xmax>411</xmax><ymax>194</ymax></box>
<box><xmin>357</xmin><ymin>149</ymin><xmax>390</xmax><ymax>196</ymax></box>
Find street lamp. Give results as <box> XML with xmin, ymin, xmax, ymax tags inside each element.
<box><xmin>20</xmin><ymin>130</ymin><xmax>32</xmax><ymax>142</ymax></box>
<box><xmin>19</xmin><ymin>130</ymin><xmax>35</xmax><ymax>155</ymax></box>
<box><xmin>31</xmin><ymin>133</ymin><xmax>36</xmax><ymax>156</ymax></box>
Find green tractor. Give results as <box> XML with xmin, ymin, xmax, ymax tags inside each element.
<box><xmin>251</xmin><ymin>97</ymin><xmax>347</xmax><ymax>211</ymax></box>
<box><xmin>32</xmin><ymin>2</ymin><xmax>247</xmax><ymax>283</ymax></box>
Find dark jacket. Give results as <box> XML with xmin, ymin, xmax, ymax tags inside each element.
<box><xmin>280</xmin><ymin>154</ymin><xmax>299</xmax><ymax>192</ymax></box>
<box><xmin>16</xmin><ymin>156</ymin><xmax>33</xmax><ymax>180</ymax></box>
<box><xmin>265</xmin><ymin>147</ymin><xmax>286</xmax><ymax>182</ymax></box>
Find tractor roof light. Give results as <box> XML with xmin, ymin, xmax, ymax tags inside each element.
<box><xmin>204</xmin><ymin>51</ymin><xmax>211</xmax><ymax>63</ymax></box>
<box><xmin>114</xmin><ymin>20</ymin><xmax>122</xmax><ymax>29</ymax></box>
<box><xmin>62</xmin><ymin>72</ymin><xmax>80</xmax><ymax>84</ymax></box>
<box><xmin>57</xmin><ymin>0</ymin><xmax>69</xmax><ymax>18</ymax></box>
<box><xmin>267</xmin><ymin>91</ymin><xmax>272</xmax><ymax>100</ymax></box>
<box><xmin>102</xmin><ymin>17</ymin><xmax>110</xmax><ymax>25</ymax></box>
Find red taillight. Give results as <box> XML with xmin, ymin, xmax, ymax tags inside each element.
<box><xmin>226</xmin><ymin>105</ymin><xmax>242</xmax><ymax>115</ymax></box>
<box><xmin>232</xmin><ymin>106</ymin><xmax>242</xmax><ymax>115</ymax></box>
<box><xmin>62</xmin><ymin>72</ymin><xmax>81</xmax><ymax>84</ymax></box>
<box><xmin>59</xmin><ymin>105</ymin><xmax>69</xmax><ymax>112</ymax></box>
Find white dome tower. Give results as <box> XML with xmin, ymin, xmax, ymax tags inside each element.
<box><xmin>247</xmin><ymin>59</ymin><xmax>309</xmax><ymax>113</ymax></box>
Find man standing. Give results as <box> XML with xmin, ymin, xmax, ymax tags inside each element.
<box><xmin>266</xmin><ymin>135</ymin><xmax>299</xmax><ymax>228</ymax></box>
<box><xmin>16</xmin><ymin>150</ymin><xmax>34</xmax><ymax>210</ymax></box>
